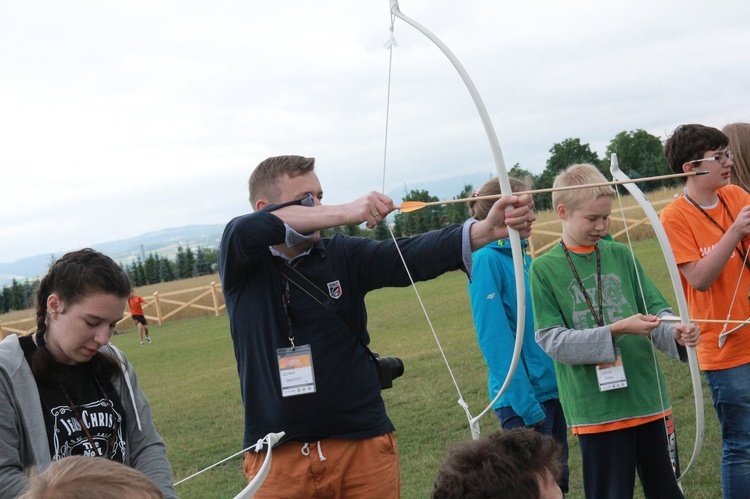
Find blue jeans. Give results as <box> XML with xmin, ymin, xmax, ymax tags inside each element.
<box><xmin>705</xmin><ymin>362</ymin><xmax>750</xmax><ymax>499</ymax></box>
<box><xmin>495</xmin><ymin>398</ymin><xmax>569</xmax><ymax>494</ymax></box>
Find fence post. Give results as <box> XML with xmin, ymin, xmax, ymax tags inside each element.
<box><xmin>528</xmin><ymin>237</ymin><xmax>538</xmax><ymax>259</ymax></box>
<box><xmin>152</xmin><ymin>292</ymin><xmax>164</xmax><ymax>326</ymax></box>
<box><xmin>210</xmin><ymin>281</ymin><xmax>220</xmax><ymax>317</ymax></box>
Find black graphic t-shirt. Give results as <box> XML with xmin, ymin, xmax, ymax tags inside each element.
<box><xmin>19</xmin><ymin>335</ymin><xmax>127</xmax><ymax>462</ymax></box>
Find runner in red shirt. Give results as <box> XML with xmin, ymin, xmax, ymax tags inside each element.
<box><xmin>128</xmin><ymin>294</ymin><xmax>151</xmax><ymax>345</ymax></box>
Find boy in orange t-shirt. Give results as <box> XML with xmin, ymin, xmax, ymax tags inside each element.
<box><xmin>661</xmin><ymin>124</ymin><xmax>750</xmax><ymax>498</ymax></box>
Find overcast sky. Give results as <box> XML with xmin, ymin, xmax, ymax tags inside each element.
<box><xmin>1</xmin><ymin>0</ymin><xmax>748</xmax><ymax>263</ymax></box>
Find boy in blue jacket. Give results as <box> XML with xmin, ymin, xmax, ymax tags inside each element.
<box><xmin>468</xmin><ymin>176</ymin><xmax>568</xmax><ymax>494</ymax></box>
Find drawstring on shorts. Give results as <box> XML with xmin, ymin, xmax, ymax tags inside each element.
<box><xmin>300</xmin><ymin>441</ymin><xmax>327</xmax><ymax>461</ymax></box>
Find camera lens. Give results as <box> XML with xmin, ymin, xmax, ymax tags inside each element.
<box><xmin>381</xmin><ymin>357</ymin><xmax>404</xmax><ymax>378</ymax></box>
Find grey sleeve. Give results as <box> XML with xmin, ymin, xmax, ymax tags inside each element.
<box><xmin>651</xmin><ymin>308</ymin><xmax>688</xmax><ymax>362</ymax></box>
<box><xmin>0</xmin><ymin>374</ymin><xmax>27</xmax><ymax>499</ymax></box>
<box><xmin>462</xmin><ymin>219</ymin><xmax>476</xmax><ymax>277</ymax></box>
<box><xmin>535</xmin><ymin>325</ymin><xmax>618</xmax><ymax>365</ymax></box>
<box><xmin>284</xmin><ymin>222</ymin><xmax>316</xmax><ymax>247</ymax></box>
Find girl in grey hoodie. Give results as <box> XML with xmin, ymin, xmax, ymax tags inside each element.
<box><xmin>0</xmin><ymin>249</ymin><xmax>175</xmax><ymax>498</ymax></box>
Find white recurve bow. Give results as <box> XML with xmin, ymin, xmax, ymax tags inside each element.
<box><xmin>389</xmin><ymin>0</ymin><xmax>525</xmax><ymax>439</ymax></box>
<box><xmin>233</xmin><ymin>431</ymin><xmax>286</xmax><ymax>499</ymax></box>
<box><xmin>610</xmin><ymin>154</ymin><xmax>704</xmax><ymax>483</ymax></box>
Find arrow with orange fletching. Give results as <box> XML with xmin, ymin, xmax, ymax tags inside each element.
<box><xmin>397</xmin><ymin>170</ymin><xmax>707</xmax><ymax>213</ymax></box>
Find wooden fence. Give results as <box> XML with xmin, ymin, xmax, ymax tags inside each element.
<box><xmin>0</xmin><ymin>196</ymin><xmax>675</xmax><ymax>339</ymax></box>
<box><xmin>0</xmin><ymin>281</ymin><xmax>226</xmax><ymax>338</ymax></box>
<box><xmin>527</xmin><ymin>197</ymin><xmax>671</xmax><ymax>258</ymax></box>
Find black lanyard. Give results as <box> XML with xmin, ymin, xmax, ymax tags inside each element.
<box><xmin>683</xmin><ymin>191</ymin><xmax>750</xmax><ymax>272</ymax></box>
<box><xmin>561</xmin><ymin>241</ymin><xmax>604</xmax><ymax>327</ymax></box>
<box><xmin>281</xmin><ymin>280</ymin><xmax>296</xmax><ymax>348</ymax></box>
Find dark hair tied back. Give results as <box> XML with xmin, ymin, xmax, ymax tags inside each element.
<box><xmin>32</xmin><ymin>248</ymin><xmax>131</xmax><ymax>385</ymax></box>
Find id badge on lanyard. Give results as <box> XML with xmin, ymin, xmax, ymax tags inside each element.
<box><xmin>596</xmin><ymin>347</ymin><xmax>627</xmax><ymax>392</ymax></box>
<box><xmin>277</xmin><ymin>344</ymin><xmax>317</xmax><ymax>397</ymax></box>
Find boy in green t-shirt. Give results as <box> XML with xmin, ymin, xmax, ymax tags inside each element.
<box><xmin>529</xmin><ymin>163</ymin><xmax>700</xmax><ymax>499</ymax></box>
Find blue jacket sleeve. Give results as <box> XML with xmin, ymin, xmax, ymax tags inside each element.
<box><xmin>469</xmin><ymin>250</ymin><xmax>545</xmax><ymax>425</ymax></box>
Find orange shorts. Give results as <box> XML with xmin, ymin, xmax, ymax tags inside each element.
<box><xmin>243</xmin><ymin>433</ymin><xmax>401</xmax><ymax>498</ymax></box>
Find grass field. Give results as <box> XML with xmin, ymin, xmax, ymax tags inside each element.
<box><xmin>108</xmin><ymin>234</ymin><xmax>723</xmax><ymax>498</ymax></box>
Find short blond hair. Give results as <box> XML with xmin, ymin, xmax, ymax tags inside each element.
<box><xmin>248</xmin><ymin>155</ymin><xmax>316</xmax><ymax>206</ymax></box>
<box><xmin>552</xmin><ymin>163</ymin><xmax>614</xmax><ymax>213</ymax></box>
<box><xmin>19</xmin><ymin>456</ymin><xmax>164</xmax><ymax>499</ymax></box>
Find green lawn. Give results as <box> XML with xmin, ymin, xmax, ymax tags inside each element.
<box><xmin>112</xmin><ymin>237</ymin><xmax>723</xmax><ymax>498</ymax></box>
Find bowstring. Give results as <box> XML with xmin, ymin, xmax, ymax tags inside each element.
<box><xmin>614</xmin><ymin>184</ymin><xmax>674</xmax><ymax>476</ymax></box>
<box><xmin>380</xmin><ymin>15</ymin><xmax>470</xmax><ymax>415</ymax></box>
<box><xmin>718</xmin><ymin>242</ymin><xmax>750</xmax><ymax>338</ymax></box>
<box><xmin>381</xmin><ymin>15</ymin><xmax>397</xmax><ymax>194</ymax></box>
<box><xmin>173</xmin><ymin>441</ymin><xmax>261</xmax><ymax>487</ymax></box>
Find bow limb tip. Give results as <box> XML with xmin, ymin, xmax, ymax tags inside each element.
<box><xmin>719</xmin><ymin>334</ymin><xmax>728</xmax><ymax>349</ymax></box>
<box><xmin>469</xmin><ymin>419</ymin><xmax>481</xmax><ymax>441</ymax></box>
<box><xmin>267</xmin><ymin>431</ymin><xmax>285</xmax><ymax>447</ymax></box>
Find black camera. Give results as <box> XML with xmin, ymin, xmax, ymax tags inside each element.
<box><xmin>374</xmin><ymin>353</ymin><xmax>405</xmax><ymax>390</ymax></box>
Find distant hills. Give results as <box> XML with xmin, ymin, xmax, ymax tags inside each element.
<box><xmin>0</xmin><ymin>224</ymin><xmax>224</xmax><ymax>287</ymax></box>
<box><xmin>0</xmin><ymin>170</ymin><xmax>497</xmax><ymax>287</ymax></box>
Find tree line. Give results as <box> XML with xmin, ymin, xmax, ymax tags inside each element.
<box><xmin>1</xmin><ymin>129</ymin><xmax>668</xmax><ymax>312</ymax></box>
<box><xmin>324</xmin><ymin>129</ymin><xmax>677</xmax><ymax>238</ymax></box>
<box><xmin>125</xmin><ymin>245</ymin><xmax>218</xmax><ymax>287</ymax></box>
<box><xmin>527</xmin><ymin>129</ymin><xmax>674</xmax><ymax>212</ymax></box>
<box><xmin>0</xmin><ymin>245</ymin><xmax>219</xmax><ymax>314</ymax></box>
<box><xmin>0</xmin><ymin>279</ymin><xmax>36</xmax><ymax>315</ymax></box>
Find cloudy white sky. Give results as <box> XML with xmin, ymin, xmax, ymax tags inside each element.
<box><xmin>1</xmin><ymin>0</ymin><xmax>748</xmax><ymax>263</ymax></box>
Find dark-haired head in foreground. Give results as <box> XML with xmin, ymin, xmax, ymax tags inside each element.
<box><xmin>432</xmin><ymin>428</ymin><xmax>563</xmax><ymax>499</ymax></box>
